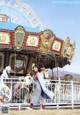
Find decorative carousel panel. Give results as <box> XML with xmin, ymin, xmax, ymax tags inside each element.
<box><xmin>0</xmin><ymin>52</ymin><xmax>4</xmax><ymax>72</ymax></box>
<box><xmin>50</xmin><ymin>38</ymin><xmax>63</xmax><ymax>54</ymax></box>
<box><xmin>64</xmin><ymin>44</ymin><xmax>75</xmax><ymax>63</ymax></box>
<box><xmin>0</xmin><ymin>30</ymin><xmax>12</xmax><ymax>46</ymax></box>
<box><xmin>61</xmin><ymin>37</ymin><xmax>70</xmax><ymax>57</ymax></box>
<box><xmin>9</xmin><ymin>54</ymin><xmax>28</xmax><ymax>74</ymax></box>
<box><xmin>24</xmin><ymin>33</ymin><xmax>41</xmax><ymax>48</ymax></box>
<box><xmin>14</xmin><ymin>26</ymin><xmax>25</xmax><ymax>50</ymax></box>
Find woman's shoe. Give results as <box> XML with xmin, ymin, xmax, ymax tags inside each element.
<box><xmin>41</xmin><ymin>104</ymin><xmax>45</xmax><ymax>110</ymax></box>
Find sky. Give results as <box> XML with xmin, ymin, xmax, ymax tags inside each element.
<box><xmin>22</xmin><ymin>0</ymin><xmax>80</xmax><ymax>74</ymax></box>
<box><xmin>0</xmin><ymin>0</ymin><xmax>80</xmax><ymax>74</ymax></box>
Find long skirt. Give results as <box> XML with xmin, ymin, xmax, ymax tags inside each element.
<box><xmin>30</xmin><ymin>80</ymin><xmax>42</xmax><ymax>105</ymax></box>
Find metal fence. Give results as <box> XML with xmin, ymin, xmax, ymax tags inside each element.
<box><xmin>0</xmin><ymin>78</ymin><xmax>80</xmax><ymax>109</ymax></box>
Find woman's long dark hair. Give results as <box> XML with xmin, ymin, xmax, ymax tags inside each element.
<box><xmin>38</xmin><ymin>66</ymin><xmax>41</xmax><ymax>72</ymax></box>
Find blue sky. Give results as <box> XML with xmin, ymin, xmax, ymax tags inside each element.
<box><xmin>22</xmin><ymin>0</ymin><xmax>80</xmax><ymax>74</ymax></box>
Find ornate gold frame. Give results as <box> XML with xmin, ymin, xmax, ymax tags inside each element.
<box><xmin>14</xmin><ymin>26</ymin><xmax>25</xmax><ymax>50</ymax></box>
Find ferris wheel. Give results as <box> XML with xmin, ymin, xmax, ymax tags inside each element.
<box><xmin>0</xmin><ymin>0</ymin><xmax>43</xmax><ymax>30</ymax></box>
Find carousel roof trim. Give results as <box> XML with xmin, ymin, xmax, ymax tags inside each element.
<box><xmin>0</xmin><ymin>21</ymin><xmax>40</xmax><ymax>32</ymax></box>
<box><xmin>0</xmin><ymin>24</ymin><xmax>75</xmax><ymax>67</ymax></box>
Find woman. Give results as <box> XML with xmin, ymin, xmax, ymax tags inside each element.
<box><xmin>28</xmin><ymin>63</ymin><xmax>54</xmax><ymax>110</ymax></box>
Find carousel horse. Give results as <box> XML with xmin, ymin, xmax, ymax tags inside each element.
<box><xmin>0</xmin><ymin>66</ymin><xmax>11</xmax><ymax>82</ymax></box>
<box><xmin>13</xmin><ymin>74</ymin><xmax>33</xmax><ymax>103</ymax></box>
<box><xmin>22</xmin><ymin>75</ymin><xmax>33</xmax><ymax>102</ymax></box>
<box><xmin>0</xmin><ymin>66</ymin><xmax>12</xmax><ymax>102</ymax></box>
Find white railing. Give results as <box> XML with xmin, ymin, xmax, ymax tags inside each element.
<box><xmin>0</xmin><ymin>78</ymin><xmax>80</xmax><ymax>109</ymax></box>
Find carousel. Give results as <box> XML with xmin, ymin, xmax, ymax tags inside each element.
<box><xmin>0</xmin><ymin>0</ymin><xmax>77</xmax><ymax>110</ymax></box>
<box><xmin>0</xmin><ymin>14</ymin><xmax>75</xmax><ymax>76</ymax></box>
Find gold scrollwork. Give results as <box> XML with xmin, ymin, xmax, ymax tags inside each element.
<box><xmin>40</xmin><ymin>30</ymin><xmax>55</xmax><ymax>53</ymax></box>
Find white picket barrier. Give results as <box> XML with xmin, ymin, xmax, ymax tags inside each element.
<box><xmin>0</xmin><ymin>78</ymin><xmax>80</xmax><ymax>110</ymax></box>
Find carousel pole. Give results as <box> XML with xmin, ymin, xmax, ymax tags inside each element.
<box><xmin>56</xmin><ymin>56</ymin><xmax>60</xmax><ymax>82</ymax></box>
<box><xmin>55</xmin><ymin>56</ymin><xmax>59</xmax><ymax>80</ymax></box>
<box><xmin>57</xmin><ymin>56</ymin><xmax>61</xmax><ymax>81</ymax></box>
<box><xmin>56</xmin><ymin>60</ymin><xmax>59</xmax><ymax>81</ymax></box>
<box><xmin>52</xmin><ymin>69</ymin><xmax>54</xmax><ymax>80</ymax></box>
<box><xmin>56</xmin><ymin>56</ymin><xmax>61</xmax><ymax>103</ymax></box>
<box><xmin>51</xmin><ymin>61</ymin><xmax>54</xmax><ymax>80</ymax></box>
<box><xmin>26</xmin><ymin>54</ymin><xmax>30</xmax><ymax>74</ymax></box>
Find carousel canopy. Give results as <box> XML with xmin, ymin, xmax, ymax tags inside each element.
<box><xmin>0</xmin><ymin>14</ymin><xmax>75</xmax><ymax>75</ymax></box>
